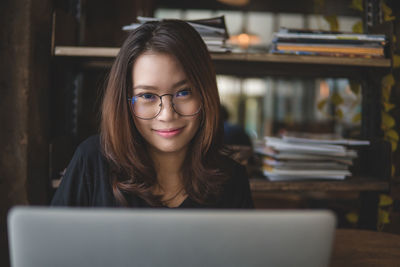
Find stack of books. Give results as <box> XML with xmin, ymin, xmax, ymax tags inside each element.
<box><xmin>255</xmin><ymin>133</ymin><xmax>370</xmax><ymax>181</ymax></box>
<box><xmin>123</xmin><ymin>16</ymin><xmax>231</xmax><ymax>53</ymax></box>
<box><xmin>271</xmin><ymin>28</ymin><xmax>387</xmax><ymax>58</ymax></box>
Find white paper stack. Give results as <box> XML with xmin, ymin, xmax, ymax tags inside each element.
<box><xmin>255</xmin><ymin>134</ymin><xmax>369</xmax><ymax>181</ymax></box>
<box><xmin>123</xmin><ymin>16</ymin><xmax>231</xmax><ymax>53</ymax></box>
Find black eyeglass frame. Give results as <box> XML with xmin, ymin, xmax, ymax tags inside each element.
<box><xmin>127</xmin><ymin>93</ymin><xmax>202</xmax><ymax>120</ymax></box>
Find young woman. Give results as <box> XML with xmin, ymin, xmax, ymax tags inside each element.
<box><xmin>51</xmin><ymin>19</ymin><xmax>254</xmax><ymax>208</ymax></box>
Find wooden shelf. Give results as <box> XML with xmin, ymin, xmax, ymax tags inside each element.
<box><xmin>250</xmin><ymin>177</ymin><xmax>389</xmax><ymax>192</ymax></box>
<box><xmin>54</xmin><ymin>46</ymin><xmax>391</xmax><ymax>68</ymax></box>
<box><xmin>212</xmin><ymin>53</ymin><xmax>391</xmax><ymax>68</ymax></box>
<box><xmin>55</xmin><ymin>46</ymin><xmax>119</xmax><ymax>57</ymax></box>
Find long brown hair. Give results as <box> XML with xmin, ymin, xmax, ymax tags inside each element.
<box><xmin>100</xmin><ymin>20</ymin><xmax>226</xmax><ymax>206</ymax></box>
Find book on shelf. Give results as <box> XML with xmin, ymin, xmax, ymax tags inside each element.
<box><xmin>272</xmin><ymin>37</ymin><xmax>386</xmax><ymax>45</ymax></box>
<box><xmin>270</xmin><ymin>49</ymin><xmax>384</xmax><ymax>58</ymax></box>
<box><xmin>275</xmin><ymin>28</ymin><xmax>386</xmax><ymax>42</ymax></box>
<box><xmin>281</xmin><ymin>132</ymin><xmax>370</xmax><ymax>146</ymax></box>
<box><xmin>254</xmin><ymin>146</ymin><xmax>355</xmax><ymax>165</ymax></box>
<box><xmin>271</xmin><ymin>27</ymin><xmax>387</xmax><ymax>58</ymax></box>
<box><xmin>255</xmin><ymin>134</ymin><xmax>370</xmax><ymax>181</ymax></box>
<box><xmin>276</xmin><ymin>43</ymin><xmax>384</xmax><ymax>56</ymax></box>
<box><xmin>263</xmin><ymin>158</ymin><xmax>351</xmax><ymax>170</ymax></box>
<box><xmin>264</xmin><ymin>137</ymin><xmax>356</xmax><ymax>157</ymax></box>
<box><xmin>122</xmin><ymin>16</ymin><xmax>231</xmax><ymax>53</ymax></box>
<box><xmin>263</xmin><ymin>169</ymin><xmax>351</xmax><ymax>181</ymax></box>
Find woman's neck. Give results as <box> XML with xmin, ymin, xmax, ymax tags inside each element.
<box><xmin>150</xmin><ymin>148</ymin><xmax>187</xmax><ymax>205</ymax></box>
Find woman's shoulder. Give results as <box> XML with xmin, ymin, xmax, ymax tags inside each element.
<box><xmin>219</xmin><ymin>154</ymin><xmax>246</xmax><ymax>172</ymax></box>
<box><xmin>216</xmin><ymin>154</ymin><xmax>254</xmax><ymax>208</ymax></box>
<box><xmin>73</xmin><ymin>134</ymin><xmax>109</xmax><ymax>173</ymax></box>
<box><xmin>51</xmin><ymin>135</ymin><xmax>113</xmax><ymax>206</ymax></box>
<box><xmin>76</xmin><ymin>135</ymin><xmax>102</xmax><ymax>156</ymax></box>
<box><xmin>218</xmin><ymin>154</ymin><xmax>249</xmax><ymax>185</ymax></box>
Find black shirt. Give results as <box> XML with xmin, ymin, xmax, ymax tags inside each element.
<box><xmin>51</xmin><ymin>136</ymin><xmax>254</xmax><ymax>209</ymax></box>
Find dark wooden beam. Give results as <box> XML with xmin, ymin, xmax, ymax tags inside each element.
<box><xmin>27</xmin><ymin>0</ymin><xmax>53</xmax><ymax>205</ymax></box>
<box><xmin>82</xmin><ymin>0</ymin><xmax>154</xmax><ymax>46</ymax></box>
<box><xmin>154</xmin><ymin>0</ymin><xmax>361</xmax><ymax>16</ymax></box>
<box><xmin>0</xmin><ymin>0</ymin><xmax>53</xmax><ymax>266</ymax></box>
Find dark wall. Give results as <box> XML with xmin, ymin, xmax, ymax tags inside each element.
<box><xmin>0</xmin><ymin>1</ymin><xmax>156</xmax><ymax>263</ymax></box>
<box><xmin>0</xmin><ymin>0</ymin><xmax>53</xmax><ymax>266</ymax></box>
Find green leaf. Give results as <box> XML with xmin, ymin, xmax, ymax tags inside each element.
<box><xmin>352</xmin><ymin>113</ymin><xmax>361</xmax><ymax>123</ymax></box>
<box><xmin>382</xmin><ymin>74</ymin><xmax>395</xmax><ymax>88</ymax></box>
<box><xmin>381</xmin><ymin>74</ymin><xmax>395</xmax><ymax>101</ymax></box>
<box><xmin>349</xmin><ymin>0</ymin><xmax>363</xmax><ymax>11</ymax></box>
<box><xmin>381</xmin><ymin>111</ymin><xmax>396</xmax><ymax>130</ymax></box>
<box><xmin>345</xmin><ymin>212</ymin><xmax>359</xmax><ymax>224</ymax></box>
<box><xmin>383</xmin><ymin>102</ymin><xmax>395</xmax><ymax>112</ymax></box>
<box><xmin>393</xmin><ymin>35</ymin><xmax>397</xmax><ymax>45</ymax></box>
<box><xmin>335</xmin><ymin>108</ymin><xmax>343</xmax><ymax>119</ymax></box>
<box><xmin>331</xmin><ymin>92</ymin><xmax>344</xmax><ymax>105</ymax></box>
<box><xmin>379</xmin><ymin>194</ymin><xmax>393</xmax><ymax>206</ymax></box>
<box><xmin>349</xmin><ymin>81</ymin><xmax>360</xmax><ymax>94</ymax></box>
<box><xmin>385</xmin><ymin>129</ymin><xmax>399</xmax><ymax>141</ymax></box>
<box><xmin>391</xmin><ymin>140</ymin><xmax>398</xmax><ymax>152</ymax></box>
<box><xmin>385</xmin><ymin>129</ymin><xmax>399</xmax><ymax>152</ymax></box>
<box><xmin>382</xmin><ymin>2</ymin><xmax>395</xmax><ymax>22</ymax></box>
<box><xmin>378</xmin><ymin>209</ymin><xmax>391</xmax><ymax>224</ymax></box>
<box><xmin>382</xmin><ymin>89</ymin><xmax>390</xmax><ymax>102</ymax></box>
<box><xmin>352</xmin><ymin>21</ymin><xmax>363</xmax><ymax>33</ymax></box>
<box><xmin>393</xmin><ymin>54</ymin><xmax>400</xmax><ymax>68</ymax></box>
<box><xmin>317</xmin><ymin>99</ymin><xmax>328</xmax><ymax>111</ymax></box>
<box><xmin>324</xmin><ymin>15</ymin><xmax>339</xmax><ymax>31</ymax></box>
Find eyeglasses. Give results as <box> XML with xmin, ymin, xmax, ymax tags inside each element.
<box><xmin>128</xmin><ymin>89</ymin><xmax>201</xmax><ymax>120</ymax></box>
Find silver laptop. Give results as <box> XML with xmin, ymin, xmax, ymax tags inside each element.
<box><xmin>8</xmin><ymin>207</ymin><xmax>336</xmax><ymax>267</ymax></box>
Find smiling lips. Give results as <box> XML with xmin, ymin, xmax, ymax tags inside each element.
<box><xmin>154</xmin><ymin>127</ymin><xmax>184</xmax><ymax>138</ymax></box>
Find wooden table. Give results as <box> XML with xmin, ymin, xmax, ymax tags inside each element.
<box><xmin>250</xmin><ymin>178</ymin><xmax>390</xmax><ymax>229</ymax></box>
<box><xmin>331</xmin><ymin>229</ymin><xmax>400</xmax><ymax>266</ymax></box>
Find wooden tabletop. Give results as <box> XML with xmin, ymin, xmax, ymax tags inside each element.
<box><xmin>331</xmin><ymin>229</ymin><xmax>400</xmax><ymax>267</ymax></box>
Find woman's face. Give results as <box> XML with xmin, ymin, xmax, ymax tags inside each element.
<box><xmin>131</xmin><ymin>52</ymin><xmax>201</xmax><ymax>156</ymax></box>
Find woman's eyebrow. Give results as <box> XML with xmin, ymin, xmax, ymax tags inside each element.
<box><xmin>133</xmin><ymin>79</ymin><xmax>189</xmax><ymax>91</ymax></box>
<box><xmin>132</xmin><ymin>85</ymin><xmax>157</xmax><ymax>90</ymax></box>
<box><xmin>172</xmin><ymin>79</ymin><xmax>189</xmax><ymax>89</ymax></box>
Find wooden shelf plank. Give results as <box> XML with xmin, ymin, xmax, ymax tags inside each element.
<box><xmin>250</xmin><ymin>177</ymin><xmax>389</xmax><ymax>192</ymax></box>
<box><xmin>54</xmin><ymin>46</ymin><xmax>391</xmax><ymax>68</ymax></box>
<box><xmin>54</xmin><ymin>46</ymin><xmax>119</xmax><ymax>57</ymax></box>
<box><xmin>212</xmin><ymin>53</ymin><xmax>391</xmax><ymax>68</ymax></box>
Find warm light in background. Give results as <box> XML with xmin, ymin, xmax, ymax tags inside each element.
<box><xmin>227</xmin><ymin>9</ymin><xmax>261</xmax><ymax>50</ymax></box>
<box><xmin>217</xmin><ymin>0</ymin><xmax>250</xmax><ymax>6</ymax></box>
<box><xmin>319</xmin><ymin>80</ymin><xmax>330</xmax><ymax>98</ymax></box>
<box><xmin>229</xmin><ymin>32</ymin><xmax>261</xmax><ymax>49</ymax></box>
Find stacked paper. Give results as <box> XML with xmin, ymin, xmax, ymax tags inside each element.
<box><xmin>270</xmin><ymin>28</ymin><xmax>387</xmax><ymax>58</ymax></box>
<box><xmin>123</xmin><ymin>16</ymin><xmax>231</xmax><ymax>53</ymax></box>
<box><xmin>255</xmin><ymin>134</ymin><xmax>369</xmax><ymax>181</ymax></box>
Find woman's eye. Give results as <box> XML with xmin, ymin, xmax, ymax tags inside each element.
<box><xmin>176</xmin><ymin>89</ymin><xmax>192</xmax><ymax>97</ymax></box>
<box><xmin>139</xmin><ymin>93</ymin><xmax>157</xmax><ymax>100</ymax></box>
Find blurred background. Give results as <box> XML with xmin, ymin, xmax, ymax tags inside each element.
<box><xmin>1</xmin><ymin>1</ymin><xmax>399</xmax><ymax>266</ymax></box>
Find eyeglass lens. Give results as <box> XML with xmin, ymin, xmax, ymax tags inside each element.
<box><xmin>130</xmin><ymin>90</ymin><xmax>201</xmax><ymax>119</ymax></box>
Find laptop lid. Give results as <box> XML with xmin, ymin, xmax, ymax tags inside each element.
<box><xmin>8</xmin><ymin>207</ymin><xmax>336</xmax><ymax>267</ymax></box>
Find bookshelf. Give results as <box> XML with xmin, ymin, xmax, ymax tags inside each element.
<box><xmin>51</xmin><ymin>4</ymin><xmax>393</xmax><ymax>229</ymax></box>
<box><xmin>54</xmin><ymin>46</ymin><xmax>391</xmax><ymax>68</ymax></box>
<box><xmin>54</xmin><ymin>45</ymin><xmax>391</xmax><ymax>79</ymax></box>
<box><xmin>53</xmin><ymin>45</ymin><xmax>392</xmax><ymax>190</ymax></box>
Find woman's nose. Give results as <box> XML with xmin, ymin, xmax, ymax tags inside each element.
<box><xmin>157</xmin><ymin>95</ymin><xmax>176</xmax><ymax>121</ymax></box>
